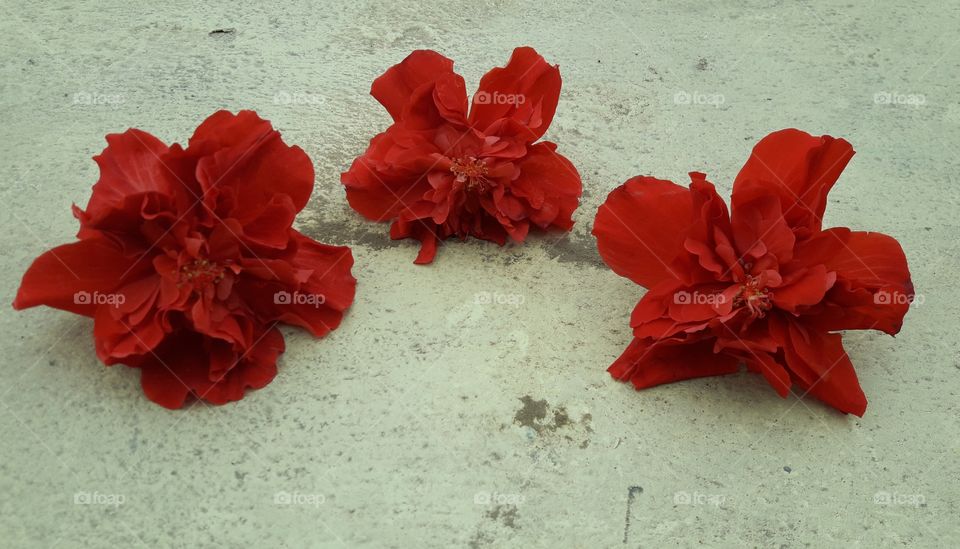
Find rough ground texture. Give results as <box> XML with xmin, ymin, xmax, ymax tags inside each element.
<box><xmin>1</xmin><ymin>1</ymin><xmax>958</xmax><ymax>547</ymax></box>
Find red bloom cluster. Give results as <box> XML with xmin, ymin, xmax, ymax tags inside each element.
<box><xmin>593</xmin><ymin>129</ymin><xmax>914</xmax><ymax>416</ymax></box>
<box><xmin>342</xmin><ymin>47</ymin><xmax>582</xmax><ymax>264</ymax></box>
<box><xmin>14</xmin><ymin>111</ymin><xmax>356</xmax><ymax>409</ymax></box>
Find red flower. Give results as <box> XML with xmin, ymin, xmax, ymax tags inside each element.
<box><xmin>342</xmin><ymin>47</ymin><xmax>582</xmax><ymax>264</ymax></box>
<box><xmin>593</xmin><ymin>129</ymin><xmax>914</xmax><ymax>416</ymax></box>
<box><xmin>13</xmin><ymin>111</ymin><xmax>356</xmax><ymax>409</ymax></box>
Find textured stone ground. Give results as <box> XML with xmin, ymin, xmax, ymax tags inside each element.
<box><xmin>0</xmin><ymin>1</ymin><xmax>957</xmax><ymax>547</ymax></box>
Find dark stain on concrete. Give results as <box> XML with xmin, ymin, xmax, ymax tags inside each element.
<box><xmin>513</xmin><ymin>396</ymin><xmax>593</xmax><ymax>447</ymax></box>
<box><xmin>623</xmin><ymin>485</ymin><xmax>643</xmax><ymax>544</ymax></box>
<box><xmin>514</xmin><ymin>396</ymin><xmax>549</xmax><ymax>431</ymax></box>
<box><xmin>297</xmin><ymin>211</ymin><xmax>607</xmax><ymax>267</ymax></box>
<box><xmin>486</xmin><ymin>504</ymin><xmax>519</xmax><ymax>529</ymax></box>
<box><xmin>540</xmin><ymin>235</ymin><xmax>605</xmax><ymax>267</ymax></box>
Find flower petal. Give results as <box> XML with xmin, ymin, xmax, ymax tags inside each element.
<box><xmin>192</xmin><ymin>110</ymin><xmax>314</xmax><ymax>217</ymax></box>
<box><xmin>371</xmin><ymin>50</ymin><xmax>458</xmax><ymax>122</ymax></box>
<box><xmin>593</xmin><ymin>176</ymin><xmax>692</xmax><ymax>288</ymax></box>
<box><xmin>13</xmin><ymin>238</ymin><xmax>150</xmax><ymax>317</ymax></box>
<box><xmin>390</xmin><ymin>217</ymin><xmax>441</xmax><ymax>265</ymax></box>
<box><xmin>791</xmin><ymin>228</ymin><xmax>913</xmax><ymax>334</ymax></box>
<box><xmin>781</xmin><ymin>322</ymin><xmax>867</xmax><ymax>416</ymax></box>
<box><xmin>772</xmin><ymin>264</ymin><xmax>836</xmax><ymax>314</ymax></box>
<box><xmin>469</xmin><ymin>47</ymin><xmax>561</xmax><ymax>142</ymax></box>
<box><xmin>341</xmin><ymin>129</ymin><xmax>436</xmax><ymax>222</ymax></box>
<box><xmin>80</xmin><ymin>129</ymin><xmax>189</xmax><ymax>228</ymax></box>
<box><xmin>608</xmin><ymin>338</ymin><xmax>740</xmax><ymax>389</ymax></box>
<box><xmin>514</xmin><ymin>142</ymin><xmax>581</xmax><ymax>196</ymax></box>
<box><xmin>733</xmin><ymin>129</ymin><xmax>854</xmax><ymax>234</ymax></box>
<box><xmin>138</xmin><ymin>328</ymin><xmax>285</xmax><ymax>409</ymax></box>
<box><xmin>745</xmin><ymin>352</ymin><xmax>792</xmax><ymax>398</ymax></box>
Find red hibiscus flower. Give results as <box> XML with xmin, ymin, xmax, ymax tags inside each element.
<box><xmin>13</xmin><ymin>110</ymin><xmax>356</xmax><ymax>409</ymax></box>
<box><xmin>593</xmin><ymin>129</ymin><xmax>914</xmax><ymax>416</ymax></box>
<box><xmin>342</xmin><ymin>47</ymin><xmax>582</xmax><ymax>264</ymax></box>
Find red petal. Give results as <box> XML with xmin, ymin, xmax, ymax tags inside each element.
<box><xmin>791</xmin><ymin>228</ymin><xmax>913</xmax><ymax>334</ymax></box>
<box><xmin>13</xmin><ymin>238</ymin><xmax>151</xmax><ymax>316</ymax></box>
<box><xmin>733</xmin><ymin>129</ymin><xmax>854</xmax><ymax>234</ymax></box>
<box><xmin>745</xmin><ymin>352</ymin><xmax>792</xmax><ymax>397</ymax></box>
<box><xmin>731</xmin><ymin>194</ymin><xmax>796</xmax><ymax>264</ymax></box>
<box><xmin>400</xmin><ymin>72</ymin><xmax>469</xmax><ymax>129</ymax></box>
<box><xmin>772</xmin><ymin>264</ymin><xmax>835</xmax><ymax>314</ymax></box>
<box><xmin>341</xmin><ymin>129</ymin><xmax>435</xmax><ymax>222</ymax></box>
<box><xmin>80</xmin><ymin>129</ymin><xmax>186</xmax><ymax>227</ymax></box>
<box><xmin>191</xmin><ymin>110</ymin><xmax>314</xmax><ymax>217</ymax></box>
<box><xmin>680</xmin><ymin>175</ymin><xmax>738</xmax><ymax>282</ymax></box>
<box><xmin>514</xmin><ymin>142</ymin><xmax>582</xmax><ymax>197</ymax></box>
<box><xmin>608</xmin><ymin>338</ymin><xmax>740</xmax><ymax>389</ymax></box>
<box><xmin>371</xmin><ymin>50</ymin><xmax>457</xmax><ymax>122</ymax></box>
<box><xmin>238</xmin><ymin>194</ymin><xmax>298</xmax><ymax>249</ymax></box>
<box><xmin>593</xmin><ymin>176</ymin><xmax>692</xmax><ymax>288</ymax></box>
<box><xmin>241</xmin><ymin>232</ymin><xmax>357</xmax><ymax>337</ymax></box>
<box><xmin>390</xmin><ymin>218</ymin><xmax>440</xmax><ymax>265</ymax></box>
<box><xmin>782</xmin><ymin>322</ymin><xmax>867</xmax><ymax>416</ymax></box>
<box><xmin>469</xmin><ymin>47</ymin><xmax>561</xmax><ymax>142</ymax></box>
<box><xmin>138</xmin><ymin>328</ymin><xmax>285</xmax><ymax>409</ymax></box>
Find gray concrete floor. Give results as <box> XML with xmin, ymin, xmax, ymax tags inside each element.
<box><xmin>1</xmin><ymin>1</ymin><xmax>958</xmax><ymax>547</ymax></box>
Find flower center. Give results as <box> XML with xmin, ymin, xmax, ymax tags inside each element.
<box><xmin>179</xmin><ymin>258</ymin><xmax>225</xmax><ymax>290</ymax></box>
<box><xmin>734</xmin><ymin>275</ymin><xmax>772</xmax><ymax>318</ymax></box>
<box><xmin>450</xmin><ymin>156</ymin><xmax>489</xmax><ymax>191</ymax></box>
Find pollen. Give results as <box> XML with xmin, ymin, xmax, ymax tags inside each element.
<box><xmin>179</xmin><ymin>258</ymin><xmax>225</xmax><ymax>290</ymax></box>
<box><xmin>734</xmin><ymin>275</ymin><xmax>773</xmax><ymax>318</ymax></box>
<box><xmin>450</xmin><ymin>156</ymin><xmax>490</xmax><ymax>191</ymax></box>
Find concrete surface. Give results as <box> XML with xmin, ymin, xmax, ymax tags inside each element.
<box><xmin>1</xmin><ymin>1</ymin><xmax>958</xmax><ymax>547</ymax></box>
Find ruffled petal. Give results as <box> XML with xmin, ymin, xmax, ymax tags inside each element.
<box><xmin>400</xmin><ymin>72</ymin><xmax>469</xmax><ymax>130</ymax></box>
<box><xmin>138</xmin><ymin>328</ymin><xmax>285</xmax><ymax>409</ymax></box>
<box><xmin>93</xmin><ymin>276</ymin><xmax>167</xmax><ymax>362</ymax></box>
<box><xmin>510</xmin><ymin>141</ymin><xmax>581</xmax><ymax>229</ymax></box>
<box><xmin>791</xmin><ymin>228</ymin><xmax>913</xmax><ymax>334</ymax></box>
<box><xmin>469</xmin><ymin>47</ymin><xmax>561</xmax><ymax>142</ymax></box>
<box><xmin>679</xmin><ymin>174</ymin><xmax>739</xmax><ymax>284</ymax></box>
<box><xmin>772</xmin><ymin>264</ymin><xmax>836</xmax><ymax>314</ymax></box>
<box><xmin>730</xmin><ymin>193</ymin><xmax>796</xmax><ymax>265</ymax></box>
<box><xmin>341</xmin><ymin>128</ymin><xmax>437</xmax><ymax>222</ymax></box>
<box><xmin>371</xmin><ymin>50</ymin><xmax>458</xmax><ymax>122</ymax></box>
<box><xmin>593</xmin><ymin>176</ymin><xmax>693</xmax><ymax>288</ymax></box>
<box><xmin>192</xmin><ymin>110</ymin><xmax>314</xmax><ymax>218</ymax></box>
<box><xmin>80</xmin><ymin>129</ymin><xmax>190</xmax><ymax>229</ymax></box>
<box><xmin>733</xmin><ymin>129</ymin><xmax>854</xmax><ymax>234</ymax></box>
<box><xmin>237</xmin><ymin>232</ymin><xmax>356</xmax><ymax>337</ymax></box>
